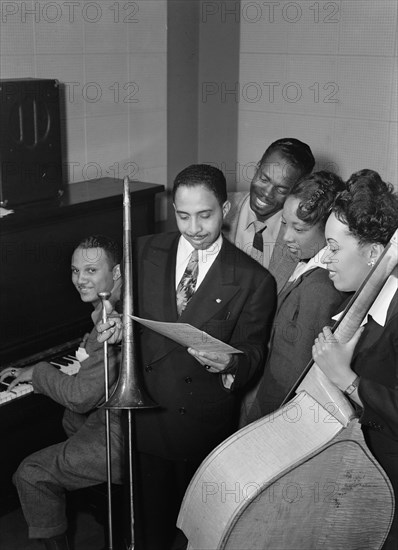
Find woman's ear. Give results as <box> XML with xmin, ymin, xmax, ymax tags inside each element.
<box><xmin>368</xmin><ymin>243</ymin><xmax>384</xmax><ymax>265</ymax></box>
<box><xmin>112</xmin><ymin>264</ymin><xmax>121</xmax><ymax>281</ymax></box>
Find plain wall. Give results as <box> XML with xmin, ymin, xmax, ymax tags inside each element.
<box><xmin>233</xmin><ymin>0</ymin><xmax>397</xmax><ymax>189</ymax></box>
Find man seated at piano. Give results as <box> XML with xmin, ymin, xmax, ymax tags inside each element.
<box><xmin>0</xmin><ymin>235</ymin><xmax>123</xmax><ymax>550</ymax></box>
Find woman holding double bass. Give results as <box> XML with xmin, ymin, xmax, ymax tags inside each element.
<box><xmin>313</xmin><ymin>169</ymin><xmax>398</xmax><ymax>550</ymax></box>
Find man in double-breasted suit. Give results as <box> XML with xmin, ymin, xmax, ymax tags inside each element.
<box><xmin>223</xmin><ymin>138</ymin><xmax>315</xmax><ymax>293</ymax></box>
<box><xmin>98</xmin><ymin>164</ymin><xmax>277</xmax><ymax>549</ymax></box>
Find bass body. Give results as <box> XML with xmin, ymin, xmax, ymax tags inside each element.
<box><xmin>178</xmin><ymin>391</ymin><xmax>393</xmax><ymax>549</ymax></box>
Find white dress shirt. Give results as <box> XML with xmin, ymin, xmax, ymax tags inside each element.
<box><xmin>175</xmin><ymin>234</ymin><xmax>223</xmax><ymax>290</ymax></box>
<box><xmin>176</xmin><ymin>233</ymin><xmax>235</xmax><ymax>389</ymax></box>
<box><xmin>233</xmin><ymin>194</ymin><xmax>282</xmax><ymax>268</ymax></box>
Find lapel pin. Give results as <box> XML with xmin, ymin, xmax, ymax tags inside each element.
<box><xmin>216</xmin><ymin>298</ymin><xmax>222</xmax><ymax>303</ymax></box>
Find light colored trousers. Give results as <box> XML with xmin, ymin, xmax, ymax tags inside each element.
<box><xmin>13</xmin><ymin>409</ymin><xmax>124</xmax><ymax>539</ymax></box>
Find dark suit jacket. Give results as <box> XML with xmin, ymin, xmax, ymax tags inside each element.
<box><xmin>133</xmin><ymin>232</ymin><xmax>277</xmax><ymax>461</ymax></box>
<box><xmin>355</xmin><ymin>290</ymin><xmax>398</xmax><ymax>441</ymax></box>
<box><xmin>354</xmin><ymin>290</ymin><xmax>398</xmax><ymax>550</ymax></box>
<box><xmin>246</xmin><ymin>267</ymin><xmax>349</xmax><ymax>422</ymax></box>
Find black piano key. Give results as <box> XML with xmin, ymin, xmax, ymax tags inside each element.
<box><xmin>51</xmin><ymin>357</ymin><xmax>70</xmax><ymax>366</ymax></box>
<box><xmin>1</xmin><ymin>378</ymin><xmax>14</xmax><ymax>391</ymax></box>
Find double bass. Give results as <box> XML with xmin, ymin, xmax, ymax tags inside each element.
<box><xmin>177</xmin><ymin>230</ymin><xmax>397</xmax><ymax>549</ymax></box>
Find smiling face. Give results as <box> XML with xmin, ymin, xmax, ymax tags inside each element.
<box><xmin>321</xmin><ymin>212</ymin><xmax>378</xmax><ymax>292</ymax></box>
<box><xmin>282</xmin><ymin>196</ymin><xmax>326</xmax><ymax>260</ymax></box>
<box><xmin>249</xmin><ymin>151</ymin><xmax>304</xmax><ymax>221</ymax></box>
<box><xmin>174</xmin><ymin>184</ymin><xmax>230</xmax><ymax>250</ymax></box>
<box><xmin>71</xmin><ymin>246</ymin><xmax>120</xmax><ymax>306</ymax></box>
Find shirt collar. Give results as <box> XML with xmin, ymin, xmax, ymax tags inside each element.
<box><xmin>304</xmin><ymin>246</ymin><xmax>328</xmax><ymax>271</ymax></box>
<box><xmin>178</xmin><ymin>233</ymin><xmax>223</xmax><ymax>262</ymax></box>
<box><xmin>244</xmin><ymin>204</ymin><xmax>282</xmax><ymax>232</ymax></box>
<box><xmin>365</xmin><ymin>272</ymin><xmax>398</xmax><ymax>326</ymax></box>
<box><xmin>244</xmin><ymin>204</ymin><xmax>260</xmax><ymax>231</ymax></box>
<box><xmin>289</xmin><ymin>246</ymin><xmax>328</xmax><ymax>281</ymax></box>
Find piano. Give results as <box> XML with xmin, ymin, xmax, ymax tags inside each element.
<box><xmin>0</xmin><ymin>177</ymin><xmax>164</xmax><ymax>515</ymax></box>
<box><xmin>0</xmin><ymin>344</ymin><xmax>82</xmax><ymax>406</ymax></box>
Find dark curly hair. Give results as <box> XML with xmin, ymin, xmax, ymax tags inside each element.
<box><xmin>172</xmin><ymin>164</ymin><xmax>227</xmax><ymax>206</ymax></box>
<box><xmin>288</xmin><ymin>170</ymin><xmax>345</xmax><ymax>227</ymax></box>
<box><xmin>259</xmin><ymin>138</ymin><xmax>315</xmax><ymax>176</ymax></box>
<box><xmin>333</xmin><ymin>170</ymin><xmax>398</xmax><ymax>246</ymax></box>
<box><xmin>74</xmin><ymin>235</ymin><xmax>122</xmax><ymax>267</ymax></box>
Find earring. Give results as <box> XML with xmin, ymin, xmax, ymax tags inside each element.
<box><xmin>368</xmin><ymin>259</ymin><xmax>375</xmax><ymax>267</ymax></box>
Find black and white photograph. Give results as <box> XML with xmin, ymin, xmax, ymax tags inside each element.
<box><xmin>0</xmin><ymin>1</ymin><xmax>397</xmax><ymax>549</ymax></box>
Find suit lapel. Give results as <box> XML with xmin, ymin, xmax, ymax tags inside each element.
<box><xmin>268</xmin><ymin>224</ymin><xmax>299</xmax><ymax>294</ymax></box>
<box><xmin>139</xmin><ymin>235</ymin><xmax>180</xmax><ymax>364</ymax></box>
<box><xmin>352</xmin><ymin>289</ymin><xmax>398</xmax><ymax>360</ymax></box>
<box><xmin>147</xmin><ymin>239</ymin><xmax>240</xmax><ymax>364</ymax></box>
<box><xmin>223</xmin><ymin>192</ymin><xmax>250</xmax><ymax>243</ymax></box>
<box><xmin>179</xmin><ymin>244</ymin><xmax>240</xmax><ymax>326</ymax></box>
<box><xmin>142</xmin><ymin>234</ymin><xmax>179</xmax><ymax>322</ymax></box>
<box><xmin>277</xmin><ymin>268</ymin><xmax>328</xmax><ymax>316</ymax></box>
<box><xmin>386</xmin><ymin>289</ymin><xmax>398</xmax><ymax>323</ymax></box>
<box><xmin>275</xmin><ymin>269</ymin><xmax>306</xmax><ymax>314</ymax></box>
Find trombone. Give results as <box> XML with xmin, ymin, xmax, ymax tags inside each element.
<box><xmin>100</xmin><ymin>176</ymin><xmax>156</xmax><ymax>550</ymax></box>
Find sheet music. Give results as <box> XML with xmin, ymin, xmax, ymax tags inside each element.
<box><xmin>129</xmin><ymin>315</ymin><xmax>242</xmax><ymax>354</ymax></box>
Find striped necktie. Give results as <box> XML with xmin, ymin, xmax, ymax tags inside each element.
<box><xmin>176</xmin><ymin>249</ymin><xmax>199</xmax><ymax>316</ymax></box>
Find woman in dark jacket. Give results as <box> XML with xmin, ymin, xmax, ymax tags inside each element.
<box><xmin>245</xmin><ymin>170</ymin><xmax>349</xmax><ymax>423</ymax></box>
<box><xmin>313</xmin><ymin>170</ymin><xmax>398</xmax><ymax>550</ymax></box>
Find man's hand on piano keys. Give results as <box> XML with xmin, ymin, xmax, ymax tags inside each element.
<box><xmin>0</xmin><ymin>366</ymin><xmax>34</xmax><ymax>392</ymax></box>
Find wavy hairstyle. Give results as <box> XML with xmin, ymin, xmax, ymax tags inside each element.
<box><xmin>172</xmin><ymin>164</ymin><xmax>227</xmax><ymax>207</ymax></box>
<box><xmin>333</xmin><ymin>170</ymin><xmax>398</xmax><ymax>246</ymax></box>
<box><xmin>74</xmin><ymin>235</ymin><xmax>122</xmax><ymax>267</ymax></box>
<box><xmin>288</xmin><ymin>170</ymin><xmax>345</xmax><ymax>227</ymax></box>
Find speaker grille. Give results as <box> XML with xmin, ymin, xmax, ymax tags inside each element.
<box><xmin>0</xmin><ymin>78</ymin><xmax>64</xmax><ymax>206</ymax></box>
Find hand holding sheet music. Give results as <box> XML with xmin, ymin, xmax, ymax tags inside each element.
<box><xmin>128</xmin><ymin>315</ymin><xmax>242</xmax><ymax>354</ymax></box>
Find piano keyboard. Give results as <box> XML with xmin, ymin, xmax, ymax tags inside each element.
<box><xmin>0</xmin><ymin>352</ymin><xmax>81</xmax><ymax>406</ymax></box>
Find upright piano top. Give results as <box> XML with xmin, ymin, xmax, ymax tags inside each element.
<box><xmin>1</xmin><ymin>178</ymin><xmax>164</xmax><ymax>229</ymax></box>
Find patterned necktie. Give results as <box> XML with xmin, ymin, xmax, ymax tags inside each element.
<box><xmin>176</xmin><ymin>249</ymin><xmax>199</xmax><ymax>316</ymax></box>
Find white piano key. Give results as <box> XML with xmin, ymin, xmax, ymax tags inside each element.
<box><xmin>0</xmin><ymin>383</ymin><xmax>33</xmax><ymax>405</ymax></box>
<box><xmin>0</xmin><ymin>352</ymin><xmax>81</xmax><ymax>406</ymax></box>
